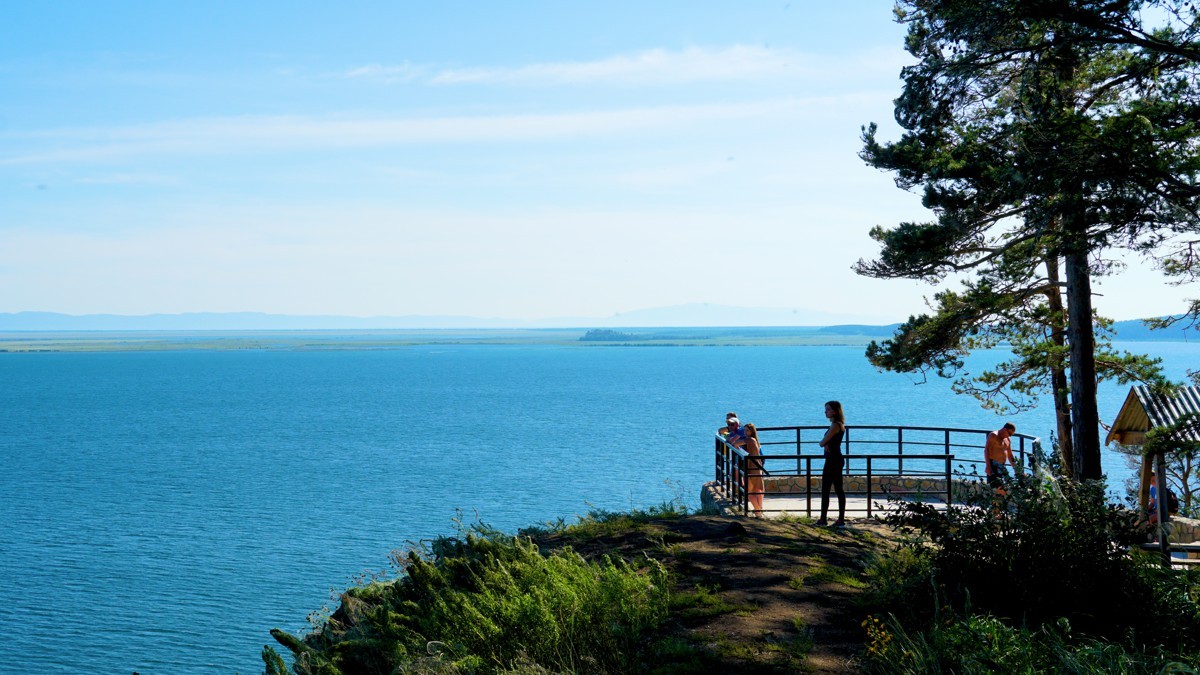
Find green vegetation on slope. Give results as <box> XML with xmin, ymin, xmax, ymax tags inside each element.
<box><xmin>859</xmin><ymin>472</ymin><xmax>1200</xmax><ymax>673</ymax></box>
<box><xmin>265</xmin><ymin>525</ymin><xmax>669</xmax><ymax>674</ymax></box>
<box><xmin>265</xmin><ymin>502</ymin><xmax>897</xmax><ymax>674</ymax></box>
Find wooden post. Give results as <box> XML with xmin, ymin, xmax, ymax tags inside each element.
<box><xmin>1156</xmin><ymin>451</ymin><xmax>1170</xmax><ymax>567</ymax></box>
<box><xmin>1139</xmin><ymin>453</ymin><xmax>1154</xmax><ymax>513</ymax></box>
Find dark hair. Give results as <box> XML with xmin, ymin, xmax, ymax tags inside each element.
<box><xmin>726</xmin><ymin>411</ymin><xmax>738</xmax><ymax>420</ymax></box>
<box><xmin>825</xmin><ymin>400</ymin><xmax>845</xmax><ymax>425</ymax></box>
<box><xmin>1003</xmin><ymin>422</ymin><xmax>1016</xmax><ymax>432</ymax></box>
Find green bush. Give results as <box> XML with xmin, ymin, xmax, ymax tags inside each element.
<box><xmin>861</xmin><ymin>544</ymin><xmax>935</xmax><ymax>619</ymax></box>
<box><xmin>862</xmin><ymin>612</ymin><xmax>1200</xmax><ymax>674</ymax></box>
<box><xmin>878</xmin><ymin>472</ymin><xmax>1200</xmax><ymax>648</ymax></box>
<box><xmin>266</xmin><ymin>525</ymin><xmax>670</xmax><ymax>674</ymax></box>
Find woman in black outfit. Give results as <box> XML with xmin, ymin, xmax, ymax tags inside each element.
<box><xmin>816</xmin><ymin>400</ymin><xmax>846</xmax><ymax>527</ymax></box>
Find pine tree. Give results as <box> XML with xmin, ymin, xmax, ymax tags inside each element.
<box><xmin>859</xmin><ymin>0</ymin><xmax>1200</xmax><ymax>480</ymax></box>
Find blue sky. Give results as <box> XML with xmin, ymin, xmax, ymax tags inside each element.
<box><xmin>1</xmin><ymin>1</ymin><xmax>1192</xmax><ymax>323</ymax></box>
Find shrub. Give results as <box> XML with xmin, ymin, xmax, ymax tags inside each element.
<box><xmin>878</xmin><ymin>470</ymin><xmax>1200</xmax><ymax>649</ymax></box>
<box><xmin>861</xmin><ymin>544</ymin><xmax>935</xmax><ymax>619</ymax></box>
<box><xmin>267</xmin><ymin>524</ymin><xmax>670</xmax><ymax>674</ymax></box>
<box><xmin>862</xmin><ymin>612</ymin><xmax>1200</xmax><ymax>674</ymax></box>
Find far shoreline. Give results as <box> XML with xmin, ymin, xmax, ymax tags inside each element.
<box><xmin>0</xmin><ymin>326</ymin><xmax>1189</xmax><ymax>353</ymax></box>
<box><xmin>0</xmin><ymin>327</ymin><xmax>878</xmax><ymax>352</ymax></box>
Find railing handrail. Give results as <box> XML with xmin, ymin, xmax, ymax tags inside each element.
<box><xmin>751</xmin><ymin>452</ymin><xmax>963</xmax><ymax>460</ymax></box>
<box><xmin>754</xmin><ymin>423</ymin><xmax>1039</xmax><ymax>439</ymax></box>
<box><xmin>721</xmin><ymin>425</ymin><xmax>1040</xmax><ymax>464</ymax></box>
<box><xmin>714</xmin><ymin>423</ymin><xmax>1042</xmax><ymax>517</ymax></box>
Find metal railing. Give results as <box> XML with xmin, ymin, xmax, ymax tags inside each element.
<box><xmin>714</xmin><ymin>424</ymin><xmax>1041</xmax><ymax>516</ymax></box>
<box><xmin>1138</xmin><ymin>541</ymin><xmax>1200</xmax><ymax>568</ymax></box>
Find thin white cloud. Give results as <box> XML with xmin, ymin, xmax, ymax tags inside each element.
<box><xmin>346</xmin><ymin>45</ymin><xmax>814</xmax><ymax>86</ymax></box>
<box><xmin>75</xmin><ymin>172</ymin><xmax>181</xmax><ymax>186</ymax></box>
<box><xmin>0</xmin><ymin>97</ymin><xmax>861</xmax><ymax>165</ymax></box>
<box><xmin>344</xmin><ymin>61</ymin><xmax>428</xmax><ymax>83</ymax></box>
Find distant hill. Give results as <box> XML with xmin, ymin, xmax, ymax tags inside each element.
<box><xmin>1110</xmin><ymin>317</ymin><xmax>1196</xmax><ymax>341</ymax></box>
<box><xmin>0</xmin><ymin>305</ymin><xmax>892</xmax><ymax>331</ymax></box>
<box><xmin>0</xmin><ymin>311</ymin><xmax>522</xmax><ymax>331</ymax></box>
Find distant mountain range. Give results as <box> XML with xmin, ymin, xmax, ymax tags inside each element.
<box><xmin>0</xmin><ymin>304</ymin><xmax>891</xmax><ymax>331</ymax></box>
<box><xmin>0</xmin><ymin>309</ymin><xmax>1193</xmax><ymax>340</ymax></box>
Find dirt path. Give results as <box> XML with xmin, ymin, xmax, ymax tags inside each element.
<box><xmin>531</xmin><ymin>514</ymin><xmax>901</xmax><ymax>673</ymax></box>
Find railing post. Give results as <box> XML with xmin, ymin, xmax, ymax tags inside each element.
<box><xmin>946</xmin><ymin>454</ymin><xmax>953</xmax><ymax>506</ymax></box>
<box><xmin>805</xmin><ymin>457</ymin><xmax>812</xmax><ymax>518</ymax></box>
<box><xmin>723</xmin><ymin>441</ymin><xmax>732</xmax><ymax>496</ymax></box>
<box><xmin>718</xmin><ymin>439</ymin><xmax>727</xmax><ymax>495</ymax></box>
<box><xmin>715</xmin><ymin>436</ymin><xmax>722</xmax><ymax>488</ymax></box>
<box><xmin>945</xmin><ymin>429</ymin><xmax>951</xmax><ymax>458</ymax></box>
<box><xmin>866</xmin><ymin>456</ymin><xmax>873</xmax><ymax>518</ymax></box>
<box><xmin>740</xmin><ymin>454</ymin><xmax>749</xmax><ymax>515</ymax></box>
<box><xmin>898</xmin><ymin>427</ymin><xmax>904</xmax><ymax>477</ymax></box>
<box><xmin>796</xmin><ymin>427</ymin><xmax>803</xmax><ymax>476</ymax></box>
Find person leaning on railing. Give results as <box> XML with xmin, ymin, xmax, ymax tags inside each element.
<box><xmin>719</xmin><ymin>413</ymin><xmax>746</xmax><ymax>487</ymax></box>
<box><xmin>720</xmin><ymin>412</ymin><xmax>745</xmax><ymax>447</ymax></box>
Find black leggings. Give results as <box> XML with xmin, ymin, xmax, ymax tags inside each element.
<box><xmin>821</xmin><ymin>453</ymin><xmax>845</xmax><ymax>517</ymax></box>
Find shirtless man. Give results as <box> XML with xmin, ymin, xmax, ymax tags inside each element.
<box><xmin>984</xmin><ymin>422</ymin><xmax>1017</xmax><ymax>488</ymax></box>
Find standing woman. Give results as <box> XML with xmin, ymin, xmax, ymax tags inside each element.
<box><xmin>817</xmin><ymin>401</ymin><xmax>846</xmax><ymax>527</ymax></box>
<box><xmin>744</xmin><ymin>424</ymin><xmax>765</xmax><ymax>515</ymax></box>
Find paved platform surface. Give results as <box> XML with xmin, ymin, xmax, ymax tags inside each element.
<box><xmin>752</xmin><ymin>493</ymin><xmax>951</xmax><ymax>519</ymax></box>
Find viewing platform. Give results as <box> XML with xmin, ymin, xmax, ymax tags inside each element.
<box><xmin>701</xmin><ymin>424</ymin><xmax>1040</xmax><ymax>519</ymax></box>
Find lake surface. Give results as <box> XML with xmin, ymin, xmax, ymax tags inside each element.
<box><xmin>0</xmin><ymin>342</ymin><xmax>1194</xmax><ymax>673</ymax></box>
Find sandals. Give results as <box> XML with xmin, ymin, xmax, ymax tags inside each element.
<box><xmin>816</xmin><ymin>518</ymin><xmax>846</xmax><ymax>528</ymax></box>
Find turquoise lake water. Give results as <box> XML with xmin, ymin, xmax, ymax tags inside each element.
<box><xmin>0</xmin><ymin>342</ymin><xmax>1194</xmax><ymax>673</ymax></box>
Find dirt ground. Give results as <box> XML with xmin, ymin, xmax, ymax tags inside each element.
<box><xmin>531</xmin><ymin>514</ymin><xmax>903</xmax><ymax>673</ymax></box>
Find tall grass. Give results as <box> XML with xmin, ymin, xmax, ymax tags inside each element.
<box><xmin>265</xmin><ymin>524</ymin><xmax>670</xmax><ymax>674</ymax></box>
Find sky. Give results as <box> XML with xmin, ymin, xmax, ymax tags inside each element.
<box><xmin>1</xmin><ymin>1</ymin><xmax>1195</xmax><ymax>325</ymax></box>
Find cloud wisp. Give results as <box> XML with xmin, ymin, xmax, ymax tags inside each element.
<box><xmin>346</xmin><ymin>45</ymin><xmax>814</xmax><ymax>86</ymax></box>
<box><xmin>1</xmin><ymin>97</ymin><xmax>856</xmax><ymax>165</ymax></box>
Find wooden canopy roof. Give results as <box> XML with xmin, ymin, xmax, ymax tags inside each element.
<box><xmin>1105</xmin><ymin>385</ymin><xmax>1200</xmax><ymax>447</ymax></box>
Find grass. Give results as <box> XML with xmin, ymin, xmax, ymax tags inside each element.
<box><xmin>790</xmin><ymin>561</ymin><xmax>867</xmax><ymax>590</ymax></box>
<box><xmin>521</xmin><ymin>493</ymin><xmax>691</xmax><ymax>541</ymax></box>
<box><xmin>670</xmin><ymin>584</ymin><xmax>751</xmax><ymax>621</ymax></box>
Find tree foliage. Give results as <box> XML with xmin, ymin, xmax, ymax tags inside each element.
<box><xmin>859</xmin><ymin>0</ymin><xmax>1200</xmax><ymax>479</ymax></box>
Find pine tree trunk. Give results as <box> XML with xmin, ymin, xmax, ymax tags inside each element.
<box><xmin>1044</xmin><ymin>255</ymin><xmax>1074</xmax><ymax>477</ymax></box>
<box><xmin>1065</xmin><ymin>244</ymin><xmax>1102</xmax><ymax>480</ymax></box>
